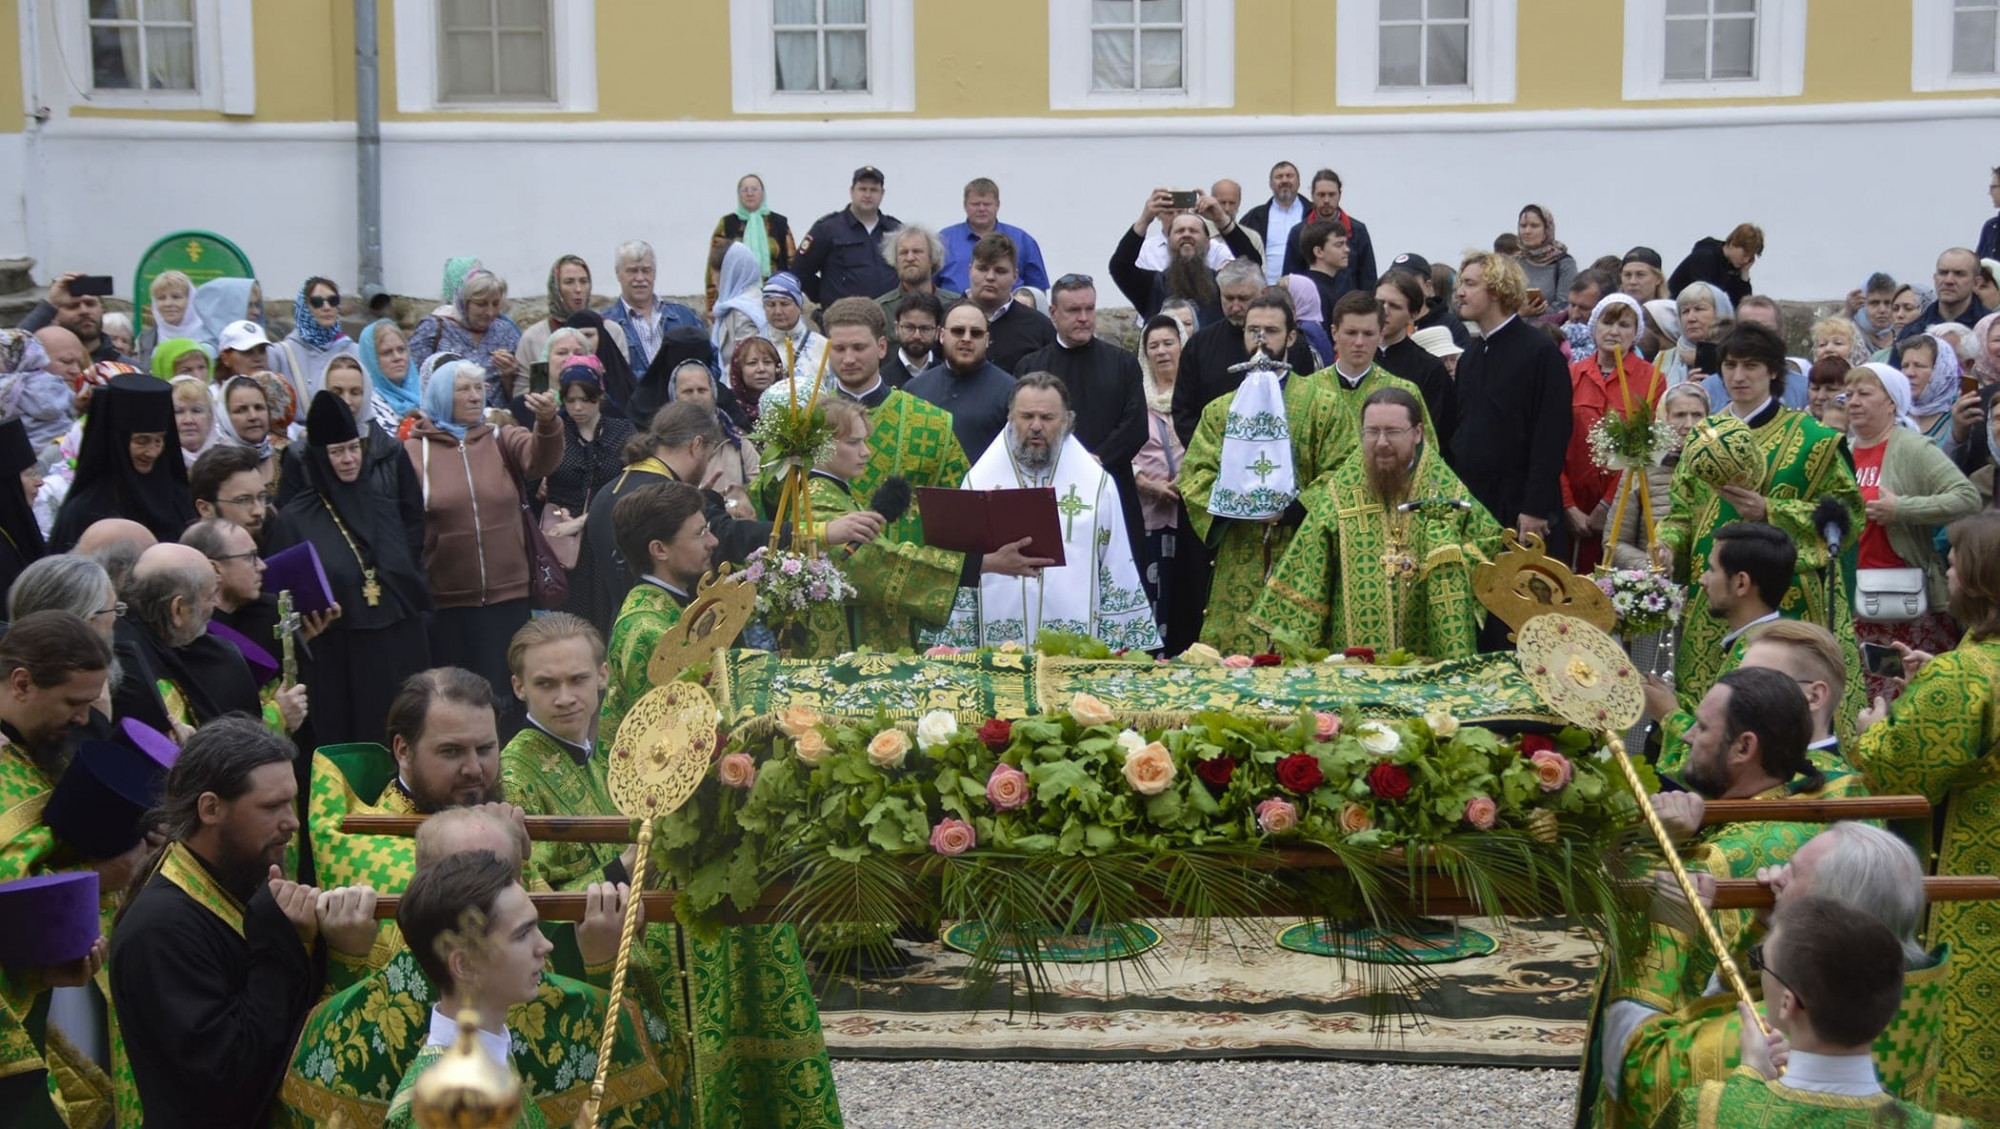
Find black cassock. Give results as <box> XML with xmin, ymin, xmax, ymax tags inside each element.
<box><xmin>1013</xmin><ymin>336</ymin><xmax>1150</xmax><ymax>568</ymax></box>
<box><xmin>110</xmin><ymin>619</ymin><xmax>263</xmax><ymax>735</ymax></box>
<box><xmin>109</xmin><ymin>849</ymin><xmax>323</xmax><ymax>1129</ymax></box>
<box><xmin>1448</xmin><ymin>315</ymin><xmax>1572</xmax><ymax>530</ymax></box>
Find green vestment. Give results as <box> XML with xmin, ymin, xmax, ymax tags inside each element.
<box><xmin>1657</xmin><ymin>409</ymin><xmax>1865</xmax><ymax>742</ymax></box>
<box><xmin>1849</xmin><ymin>640</ymin><xmax>2000</xmax><ymax>1121</ymax></box>
<box><xmin>601</xmin><ymin>583</ymin><xmax>685</xmax><ymax>749</ymax></box>
<box><xmin>753</xmin><ymin>387</ymin><xmax>971</xmax><ymax>548</ymax></box>
<box><xmin>1652</xmin><ymin>1066</ymin><xmax>1968</xmax><ymax>1128</ymax></box>
<box><xmin>801</xmin><ymin>473</ymin><xmax>963</xmax><ymax>657</ymax></box>
<box><xmin>307</xmin><ymin>745</ymin><xmax>421</xmax><ymax>983</ymax></box>
<box><xmin>1250</xmin><ymin>446</ymin><xmax>1499</xmax><ymax>658</ymax></box>
<box><xmin>500</xmin><ymin>726</ymin><xmax>623</xmax><ymax>891</ymax></box>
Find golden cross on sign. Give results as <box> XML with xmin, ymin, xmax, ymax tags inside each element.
<box><xmin>1055</xmin><ymin>484</ymin><xmax>1088</xmax><ymax>540</ymax></box>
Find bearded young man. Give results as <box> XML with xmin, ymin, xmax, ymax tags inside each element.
<box><xmin>1252</xmin><ymin>388</ymin><xmax>1498</xmax><ymax>658</ymax></box>
<box><xmin>941</xmin><ymin>373</ymin><xmax>1158</xmax><ymax>651</ymax></box>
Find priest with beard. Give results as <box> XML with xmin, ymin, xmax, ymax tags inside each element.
<box><xmin>1012</xmin><ymin>276</ymin><xmax>1149</xmax><ymax>565</ymax></box>
<box><xmin>940</xmin><ymin>373</ymin><xmax>1159</xmax><ymax>651</ymax></box>
<box><xmin>1252</xmin><ymin>388</ymin><xmax>1500</xmax><ymax>660</ymax></box>
<box><xmin>110</xmin><ymin>716</ymin><xmax>379</xmax><ymax>1129</ymax></box>
<box><xmin>1108</xmin><ymin>188</ymin><xmax>1260</xmax><ymax>323</ymax></box>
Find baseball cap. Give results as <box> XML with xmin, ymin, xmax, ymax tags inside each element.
<box><xmin>217</xmin><ymin>320</ymin><xmax>272</xmax><ymax>353</ymax></box>
<box><xmin>1622</xmin><ymin>246</ymin><xmax>1664</xmax><ymax>270</ymax></box>
<box><xmin>852</xmin><ymin>166</ymin><xmax>885</xmax><ymax>185</ymax></box>
<box><xmin>1389</xmin><ymin>252</ymin><xmax>1432</xmax><ymax>276</ymax></box>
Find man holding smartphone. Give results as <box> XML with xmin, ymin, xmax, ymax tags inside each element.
<box><xmin>18</xmin><ymin>270</ymin><xmax>127</xmax><ymax>365</ymax></box>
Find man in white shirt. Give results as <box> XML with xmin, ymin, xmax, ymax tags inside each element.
<box><xmin>1239</xmin><ymin>161</ymin><xmax>1306</xmax><ymax>286</ymax></box>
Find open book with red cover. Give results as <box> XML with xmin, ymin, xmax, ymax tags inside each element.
<box><xmin>916</xmin><ymin>486</ymin><xmax>1067</xmax><ymax>567</ymax></box>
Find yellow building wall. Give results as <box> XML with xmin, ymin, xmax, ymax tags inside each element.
<box><xmin>0</xmin><ymin>0</ymin><xmax>23</xmax><ymax>131</ymax></box>
<box><xmin>36</xmin><ymin>0</ymin><xmax>1993</xmax><ymax>125</ymax></box>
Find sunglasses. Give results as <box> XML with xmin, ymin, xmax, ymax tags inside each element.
<box><xmin>308</xmin><ymin>294</ymin><xmax>341</xmax><ymax>309</ymax></box>
<box><xmin>946</xmin><ymin>327</ymin><xmax>989</xmax><ymax>339</ymax></box>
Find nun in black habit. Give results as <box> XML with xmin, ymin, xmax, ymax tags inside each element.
<box><xmin>0</xmin><ymin>417</ymin><xmax>47</xmax><ymax>594</ymax></box>
<box><xmin>48</xmin><ymin>374</ymin><xmax>198</xmax><ymax>551</ymax></box>
<box><xmin>267</xmin><ymin>391</ymin><xmax>432</xmax><ymax>746</ymax></box>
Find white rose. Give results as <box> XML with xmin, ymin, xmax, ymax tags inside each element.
<box><xmin>1424</xmin><ymin>709</ymin><xmax>1460</xmax><ymax>740</ymax></box>
<box><xmin>1356</xmin><ymin>721</ymin><xmax>1402</xmax><ymax>756</ymax></box>
<box><xmin>1115</xmin><ymin>729</ymin><xmax>1146</xmax><ymax>755</ymax></box>
<box><xmin>916</xmin><ymin>710</ymin><xmax>959</xmax><ymax>751</ymax></box>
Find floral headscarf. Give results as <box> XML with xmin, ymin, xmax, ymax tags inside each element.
<box><xmin>544</xmin><ymin>254</ymin><xmax>592</xmax><ymax>328</ymax></box>
<box><xmin>292</xmin><ymin>277</ymin><xmax>347</xmax><ymax>351</ymax></box>
<box><xmin>0</xmin><ymin>329</ymin><xmax>48</xmax><ymax>375</ymax></box>
<box><xmin>1517</xmin><ymin>205</ymin><xmax>1569</xmax><ymax>268</ymax></box>
<box><xmin>1971</xmin><ymin>311</ymin><xmax>2000</xmax><ymax>385</ymax></box>
<box><xmin>1905</xmin><ymin>330</ymin><xmax>1964</xmax><ymax>419</ymax></box>
<box><xmin>256</xmin><ymin>370</ymin><xmax>297</xmax><ymax>432</ymax></box>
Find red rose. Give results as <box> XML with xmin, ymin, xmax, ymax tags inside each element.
<box><xmin>1344</xmin><ymin>647</ymin><xmax>1376</xmax><ymax>663</ymax></box>
<box><xmin>977</xmin><ymin>718</ymin><xmax>1013</xmax><ymax>752</ymax></box>
<box><xmin>1195</xmin><ymin>755</ymin><xmax>1236</xmax><ymax>790</ymax></box>
<box><xmin>1251</xmin><ymin>653</ymin><xmax>1282</xmax><ymax>667</ymax></box>
<box><xmin>1366</xmin><ymin>762</ymin><xmax>1413</xmax><ymax>801</ymax></box>
<box><xmin>1520</xmin><ymin>734</ymin><xmax>1556</xmax><ymax>757</ymax></box>
<box><xmin>1275</xmin><ymin>752</ymin><xmax>1325</xmax><ymax>795</ymax></box>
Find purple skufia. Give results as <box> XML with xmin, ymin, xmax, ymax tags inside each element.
<box><xmin>263</xmin><ymin>541</ymin><xmax>335</xmax><ymax>615</ymax></box>
<box><xmin>0</xmin><ymin>872</ymin><xmax>101</xmax><ymax>967</ymax></box>
<box><xmin>117</xmin><ymin>717</ymin><xmax>180</xmax><ymax>770</ymax></box>
<box><xmin>206</xmin><ymin>621</ymin><xmax>280</xmax><ymax>686</ymax></box>
<box><xmin>43</xmin><ymin>739</ymin><xmax>170</xmax><ymax>860</ymax></box>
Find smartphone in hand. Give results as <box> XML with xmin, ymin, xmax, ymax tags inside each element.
<box><xmin>1860</xmin><ymin>642</ymin><xmax>1903</xmax><ymax>679</ymax></box>
<box><xmin>1167</xmin><ymin>190</ymin><xmax>1199</xmax><ymax>209</ymax></box>
<box><xmin>69</xmin><ymin>275</ymin><xmax>114</xmax><ymax>298</ymax></box>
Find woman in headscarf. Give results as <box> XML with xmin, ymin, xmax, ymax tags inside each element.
<box><xmin>267</xmin><ymin>276</ymin><xmax>358</xmax><ymax>405</ymax></box>
<box><xmin>191</xmin><ymin>277</ymin><xmax>262</xmax><ymax>350</ymax></box>
<box><xmin>405</xmin><ymin>359</ymin><xmax>563</xmax><ymax>726</ymax></box>
<box><xmin>1132</xmin><ymin>313</ymin><xmax>1187</xmax><ymax>629</ymax></box>
<box><xmin>1281</xmin><ymin>275</ymin><xmax>1333</xmax><ymax>369</ymax></box>
<box><xmin>269</xmin><ymin>391</ymin><xmax>433</xmax><ymax>746</ymax></box>
<box><xmin>728</xmin><ymin>337</ymin><xmax>782</xmax><ymax>427</ymax></box>
<box><xmin>358</xmin><ymin>318</ymin><xmax>421</xmax><ymax>435</ymax></box>
<box><xmin>1896</xmin><ymin>332</ymin><xmax>1966</xmax><ymax>443</ymax></box>
<box><xmin>48</xmin><ymin>373</ymin><xmax>197</xmax><ymax>550</ymax></box>
<box><xmin>705</xmin><ymin>173</ymin><xmax>794</xmax><ymax>311</ymax></box>
<box><xmin>631</xmin><ymin>326</ymin><xmax>747</xmax><ymax>433</ymax></box>
<box><xmin>136</xmin><ymin>269</ymin><xmax>203</xmax><ymax>367</ymax></box>
<box><xmin>1563</xmin><ymin>294</ymin><xmax>1665</xmax><ymax>572</ymax></box>
<box><xmin>150</xmin><ymin>337</ymin><xmax>214</xmax><ymax>383</ymax></box>
<box><xmin>1659</xmin><ymin>280</ymin><xmax>1735</xmax><ymax>388</ymax></box>
<box><xmin>1843</xmin><ymin>361</ymin><xmax>1980</xmax><ymax>700</ymax></box>
<box><xmin>1513</xmin><ymin>204</ymin><xmax>1575</xmax><ymax>320</ymax></box>
<box><xmin>561</xmin><ymin>309</ymin><xmax>639</xmax><ymax>413</ymax></box>
<box><xmin>0</xmin><ymin>417</ymin><xmax>47</xmax><ymax>592</ymax></box>
<box><xmin>277</xmin><ymin>356</ymin><xmax>425</xmax><ymax>565</ymax></box>
<box><xmin>170</xmin><ymin>374</ymin><xmax>222</xmax><ymax>468</ymax></box>
<box><xmin>0</xmin><ymin>328</ymin><xmax>74</xmax><ymax>450</ymax></box>
<box><xmin>1971</xmin><ymin>311</ymin><xmax>2000</xmax><ymax>387</ymax></box>
<box><xmin>406</xmin><ymin>267</ymin><xmax>523</xmax><ymax>408</ymax></box>
<box><xmin>542</xmin><ymin>361</ymin><xmax>636</xmax><ymax>621</ymax></box>
<box><xmin>664</xmin><ymin>357</ymin><xmax>761</xmax><ymax>489</ymax></box>
<box><xmin>710</xmin><ymin>242</ymin><xmax>770</xmax><ymax>367</ymax></box>
<box><xmin>218</xmin><ymin>373</ymin><xmax>279</xmax><ymax>487</ymax></box>
<box><xmin>514</xmin><ymin>254</ymin><xmax>629</xmax><ymax>391</ymax></box>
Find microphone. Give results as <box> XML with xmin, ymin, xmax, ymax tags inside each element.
<box><xmin>869</xmin><ymin>476</ymin><xmax>912</xmax><ymax>526</ymax></box>
<box><xmin>1397</xmin><ymin>497</ymin><xmax>1474</xmax><ymax>513</ymax></box>
<box><xmin>1811</xmin><ymin>497</ymin><xmax>1850</xmax><ymax>556</ymax></box>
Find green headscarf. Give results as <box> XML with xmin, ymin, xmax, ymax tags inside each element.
<box><xmin>150</xmin><ymin>338</ymin><xmax>213</xmax><ymax>382</ymax></box>
<box><xmin>733</xmin><ymin>183</ymin><xmax>773</xmax><ymax>277</ymax></box>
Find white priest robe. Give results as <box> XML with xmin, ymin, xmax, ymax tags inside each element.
<box><xmin>941</xmin><ymin>429</ymin><xmax>1161</xmax><ymax>651</ymax></box>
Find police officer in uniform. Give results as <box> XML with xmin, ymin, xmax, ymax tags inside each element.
<box><xmin>793</xmin><ymin>166</ymin><xmax>903</xmax><ymax>311</ymax></box>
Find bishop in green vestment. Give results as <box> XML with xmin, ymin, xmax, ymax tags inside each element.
<box><xmin>1251</xmin><ymin>388</ymin><xmax>1495</xmax><ymax>659</ymax></box>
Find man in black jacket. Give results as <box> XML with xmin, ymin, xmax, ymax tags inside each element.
<box><xmin>1374</xmin><ymin>270</ymin><xmax>1457</xmax><ymax>467</ymax></box>
<box><xmin>1108</xmin><ymin>188</ymin><xmax>1261</xmax><ymax>323</ymax></box>
<box><xmin>1279</xmin><ymin>169</ymin><xmax>1378</xmax><ymax>296</ymax></box>
<box><xmin>1237</xmin><ymin>160</ymin><xmax>1307</xmax><ymax>287</ymax></box>
<box><xmin>793</xmin><ymin>166</ymin><xmax>902</xmax><ymax>308</ymax></box>
<box><xmin>1668</xmin><ymin>223</ymin><xmax>1762</xmax><ymax>309</ymax></box>
<box><xmin>965</xmin><ymin>233</ymin><xmax>1056</xmax><ymax>372</ymax></box>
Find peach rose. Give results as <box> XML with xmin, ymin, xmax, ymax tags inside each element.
<box><xmin>1255</xmin><ymin>797</ymin><xmax>1299</xmax><ymax>835</ymax></box>
<box><xmin>1465</xmin><ymin>795</ymin><xmax>1498</xmax><ymax>830</ymax></box>
<box><xmin>1338</xmin><ymin>802</ymin><xmax>1374</xmax><ymax>835</ymax></box>
<box><xmin>1529</xmin><ymin>749</ymin><xmax>1574</xmax><ymax>792</ymax></box>
<box><xmin>929</xmin><ymin>818</ymin><xmax>977</xmax><ymax>856</ymax></box>
<box><xmin>924</xmin><ymin>643</ymin><xmax>962</xmax><ymax>657</ymax></box>
<box><xmin>986</xmin><ymin>764</ymin><xmax>1030</xmax><ymax>811</ymax></box>
<box><xmin>1222</xmin><ymin>654</ymin><xmax>1254</xmax><ymax>669</ymax></box>
<box><xmin>1069</xmin><ymin>693</ymin><xmax>1115</xmax><ymax>728</ymax></box>
<box><xmin>777</xmin><ymin>704</ymin><xmax>824</xmax><ymax>739</ymax></box>
<box><xmin>866</xmin><ymin>728</ymin><xmax>911</xmax><ymax>769</ymax></box>
<box><xmin>1313</xmin><ymin>711</ymin><xmax>1342</xmax><ymax>741</ymax></box>
<box><xmin>717</xmin><ymin>751</ymin><xmax>756</xmax><ymax>789</ymax></box>
<box><xmin>794</xmin><ymin>727</ymin><xmax>829</xmax><ymax>764</ymax></box>
<box><xmin>1122</xmin><ymin>741</ymin><xmax>1176</xmax><ymax>796</ymax></box>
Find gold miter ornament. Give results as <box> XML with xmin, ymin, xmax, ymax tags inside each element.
<box><xmin>410</xmin><ymin>1009</ymin><xmax>522</xmax><ymax>1129</ymax></box>
<box><xmin>1680</xmin><ymin>414</ymin><xmax>1766</xmax><ymax>495</ymax></box>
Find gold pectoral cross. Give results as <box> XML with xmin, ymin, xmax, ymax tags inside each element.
<box><xmin>1055</xmin><ymin>484</ymin><xmax>1088</xmax><ymax>541</ymax></box>
<box><xmin>362</xmin><ymin>570</ymin><xmax>382</xmax><ymax>607</ymax></box>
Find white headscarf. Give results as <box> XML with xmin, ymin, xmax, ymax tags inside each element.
<box><xmin>711</xmin><ymin>242</ymin><xmax>769</xmax><ymax>352</ymax></box>
<box><xmin>1857</xmin><ymin>362</ymin><xmax>1917</xmax><ymax>433</ymax></box>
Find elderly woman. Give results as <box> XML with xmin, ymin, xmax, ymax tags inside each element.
<box><xmin>1896</xmin><ymin>333</ymin><xmax>1966</xmax><ymax>443</ymax></box>
<box><xmin>1563</xmin><ymin>295</ymin><xmax>1666</xmax><ymax>571</ymax></box>
<box><xmin>1811</xmin><ymin>315</ymin><xmax>1873</xmax><ymax>370</ymax></box>
<box><xmin>1132</xmin><ymin>313</ymin><xmax>1187</xmax><ymax>627</ymax></box>
<box><xmin>217</xmin><ymin>374</ymin><xmax>278</xmax><ymax>488</ymax></box>
<box><xmin>1660</xmin><ymin>281</ymin><xmax>1732</xmax><ymax>388</ymax></box>
<box><xmin>268</xmin><ymin>276</ymin><xmax>358</xmax><ymax>404</ymax></box>
<box><xmin>664</xmin><ymin>358</ymin><xmax>761</xmax><ymax>489</ymax></box>
<box><xmin>405</xmin><ymin>359</ymin><xmax>563</xmax><ymax>718</ymax></box>
<box><xmin>711</xmin><ymin>242</ymin><xmax>770</xmax><ymax>368</ymax></box>
<box><xmin>758</xmin><ymin>272</ymin><xmax>826</xmax><ymax>394</ymax></box>
<box><xmin>407</xmin><ymin>268</ymin><xmax>523</xmax><ymax>409</ymax></box>
<box><xmin>706</xmin><ymin>173</ymin><xmax>794</xmax><ymax>311</ymax></box>
<box><xmin>728</xmin><ymin>337</ymin><xmax>782</xmax><ymax>426</ymax></box>
<box><xmin>1513</xmin><ymin>205</ymin><xmax>1575</xmax><ymax>320</ymax></box>
<box><xmin>541</xmin><ymin>361</ymin><xmax>634</xmax><ymax>621</ymax></box>
<box><xmin>358</xmin><ymin>318</ymin><xmax>419</xmax><ymax>435</ymax></box>
<box><xmin>1609</xmin><ymin>383</ymin><xmax>1714</xmax><ymax>571</ymax></box>
<box><xmin>514</xmin><ymin>254</ymin><xmax>627</xmax><ymax>388</ymax></box>
<box><xmin>169</xmin><ymin>374</ymin><xmax>221</xmax><ymax>468</ymax></box>
<box><xmin>1844</xmin><ymin>361</ymin><xmax>1981</xmax><ymax>699</ymax></box>
<box><xmin>1944</xmin><ymin>313</ymin><xmax>2000</xmax><ymax>474</ymax></box>
<box><xmin>7</xmin><ymin>553</ymin><xmax>120</xmax><ymax>722</ymax></box>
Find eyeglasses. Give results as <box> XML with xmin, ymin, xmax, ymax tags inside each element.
<box><xmin>307</xmin><ymin>294</ymin><xmax>341</xmax><ymax>309</ymax></box>
<box><xmin>218</xmin><ymin>492</ymin><xmax>270</xmax><ymax>510</ymax></box>
<box><xmin>1746</xmin><ymin>941</ymin><xmax>1801</xmax><ymax>1004</ymax></box>
<box><xmin>209</xmin><ymin>550</ymin><xmax>260</xmax><ymax>563</ymax></box>
<box><xmin>94</xmin><ymin>602</ymin><xmax>127</xmax><ymax>619</ymax></box>
<box><xmin>946</xmin><ymin>327</ymin><xmax>989</xmax><ymax>339</ymax></box>
<box><xmin>1361</xmin><ymin>427</ymin><xmax>1415</xmax><ymax>442</ymax></box>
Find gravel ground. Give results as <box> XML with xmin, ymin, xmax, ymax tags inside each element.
<box><xmin>831</xmin><ymin>1059</ymin><xmax>1576</xmax><ymax>1128</ymax></box>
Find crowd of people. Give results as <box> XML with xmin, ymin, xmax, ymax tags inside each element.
<box><xmin>0</xmin><ymin>158</ymin><xmax>1997</xmax><ymax>1126</ymax></box>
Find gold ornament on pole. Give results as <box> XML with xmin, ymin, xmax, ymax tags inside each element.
<box><xmin>1472</xmin><ymin>529</ymin><xmax>1617</xmax><ymax>640</ymax></box>
<box><xmin>409</xmin><ymin>1009</ymin><xmax>523</xmax><ymax>1129</ymax></box>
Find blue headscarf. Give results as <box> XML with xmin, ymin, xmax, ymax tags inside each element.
<box><xmin>359</xmin><ymin>319</ymin><xmax>422</xmax><ymax>420</ymax></box>
<box><xmin>193</xmin><ymin>278</ymin><xmax>258</xmax><ymax>349</ymax></box>
<box><xmin>422</xmin><ymin>359</ymin><xmax>473</xmax><ymax>441</ymax></box>
<box><xmin>291</xmin><ymin>277</ymin><xmax>346</xmax><ymax>350</ymax></box>
<box><xmin>711</xmin><ymin>242</ymin><xmax>769</xmax><ymax>352</ymax></box>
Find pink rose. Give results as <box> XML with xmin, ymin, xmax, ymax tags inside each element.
<box><xmin>1222</xmin><ymin>654</ymin><xmax>1254</xmax><ymax>668</ymax></box>
<box><xmin>924</xmin><ymin>644</ymin><xmax>962</xmax><ymax>657</ymax></box>
<box><xmin>1465</xmin><ymin>795</ymin><xmax>1497</xmax><ymax>830</ymax></box>
<box><xmin>930</xmin><ymin>817</ymin><xmax>977</xmax><ymax>856</ymax></box>
<box><xmin>1338</xmin><ymin>803</ymin><xmax>1374</xmax><ymax>835</ymax></box>
<box><xmin>1122</xmin><ymin>741</ymin><xmax>1176</xmax><ymax>796</ymax></box>
<box><xmin>866</xmin><ymin>728</ymin><xmax>911</xmax><ymax>769</ymax></box>
<box><xmin>1313</xmin><ymin>711</ymin><xmax>1342</xmax><ymax>741</ymax></box>
<box><xmin>1255</xmin><ymin>797</ymin><xmax>1299</xmax><ymax>835</ymax></box>
<box><xmin>1529</xmin><ymin>749</ymin><xmax>1574</xmax><ymax>792</ymax></box>
<box><xmin>986</xmin><ymin>764</ymin><xmax>1029</xmax><ymax>811</ymax></box>
<box><xmin>717</xmin><ymin>751</ymin><xmax>756</xmax><ymax>789</ymax></box>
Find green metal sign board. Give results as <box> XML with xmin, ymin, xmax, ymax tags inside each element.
<box><xmin>131</xmin><ymin>231</ymin><xmax>255</xmax><ymax>324</ymax></box>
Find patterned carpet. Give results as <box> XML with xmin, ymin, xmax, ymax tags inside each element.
<box><xmin>815</xmin><ymin>917</ymin><xmax>1597</xmax><ymax>1067</ymax></box>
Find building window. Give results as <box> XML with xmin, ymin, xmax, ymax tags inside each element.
<box><xmin>438</xmin><ymin>0</ymin><xmax>553</xmax><ymax>103</ymax></box>
<box><xmin>87</xmin><ymin>0</ymin><xmax>197</xmax><ymax>92</ymax></box>
<box><xmin>1663</xmin><ymin>0</ymin><xmax>1758</xmax><ymax>82</ymax></box>
<box><xmin>772</xmin><ymin>0</ymin><xmax>869</xmax><ymax>93</ymax></box>
<box><xmin>1091</xmin><ymin>0</ymin><xmax>1185</xmax><ymax>94</ymax></box>
<box><xmin>1952</xmin><ymin>0</ymin><xmax>1999</xmax><ymax>76</ymax></box>
<box><xmin>1047</xmin><ymin>0</ymin><xmax>1232</xmax><ymax>110</ymax></box>
<box><xmin>1378</xmin><ymin>0</ymin><xmax>1469</xmax><ymax>90</ymax></box>
<box><xmin>1622</xmin><ymin>0</ymin><xmax>1804</xmax><ymax>100</ymax></box>
<box><xmin>730</xmin><ymin>0</ymin><xmax>912</xmax><ymax>113</ymax></box>
<box><xmin>1334</xmin><ymin>0</ymin><xmax>1514</xmax><ymax>107</ymax></box>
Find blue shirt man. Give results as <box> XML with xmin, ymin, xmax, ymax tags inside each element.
<box><xmin>938</xmin><ymin>177</ymin><xmax>1050</xmax><ymax>294</ymax></box>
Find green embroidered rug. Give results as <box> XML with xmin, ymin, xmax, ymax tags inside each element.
<box><xmin>939</xmin><ymin>921</ymin><xmax>1165</xmax><ymax>964</ymax></box>
<box><xmin>815</xmin><ymin>917</ymin><xmax>1595</xmax><ymax>1066</ymax></box>
<box><xmin>1274</xmin><ymin>921</ymin><xmax>1500</xmax><ymax>965</ymax></box>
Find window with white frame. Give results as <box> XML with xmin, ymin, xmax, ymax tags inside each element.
<box><xmin>1047</xmin><ymin>0</ymin><xmax>1233</xmax><ymax>110</ymax></box>
<box><xmin>87</xmin><ymin>0</ymin><xmax>196</xmax><ymax>92</ymax></box>
<box><xmin>1622</xmin><ymin>0</ymin><xmax>1804</xmax><ymax>100</ymax></box>
<box><xmin>51</xmin><ymin>0</ymin><xmax>253</xmax><ymax>112</ymax></box>
<box><xmin>1914</xmin><ymin>0</ymin><xmax>2000</xmax><ymax>90</ymax></box>
<box><xmin>1952</xmin><ymin>0</ymin><xmax>1998</xmax><ymax>76</ymax></box>
<box><xmin>438</xmin><ymin>0</ymin><xmax>553</xmax><ymax>103</ymax></box>
<box><xmin>729</xmin><ymin>0</ymin><xmax>912</xmax><ymax>112</ymax></box>
<box><xmin>1333</xmin><ymin>0</ymin><xmax>1514</xmax><ymax>106</ymax></box>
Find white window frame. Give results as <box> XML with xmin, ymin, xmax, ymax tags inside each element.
<box><xmin>730</xmin><ymin>0</ymin><xmax>915</xmax><ymax>114</ymax></box>
<box><xmin>47</xmin><ymin>0</ymin><xmax>254</xmax><ymax>113</ymax></box>
<box><xmin>1048</xmin><ymin>0</ymin><xmax>1235</xmax><ymax>111</ymax></box>
<box><xmin>1913</xmin><ymin>0</ymin><xmax>2000</xmax><ymax>92</ymax></box>
<box><xmin>1334</xmin><ymin>0</ymin><xmax>1516</xmax><ymax>107</ymax></box>
<box><xmin>1621</xmin><ymin>0</ymin><xmax>1806</xmax><ymax>101</ymax></box>
<box><xmin>394</xmin><ymin>0</ymin><xmax>596</xmax><ymax>114</ymax></box>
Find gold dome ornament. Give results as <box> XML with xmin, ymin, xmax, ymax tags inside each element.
<box><xmin>1679</xmin><ymin>414</ymin><xmax>1766</xmax><ymax>496</ymax></box>
<box><xmin>410</xmin><ymin>1009</ymin><xmax>523</xmax><ymax>1129</ymax></box>
<box><xmin>1514</xmin><ymin>614</ymin><xmax>1643</xmax><ymax>731</ymax></box>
